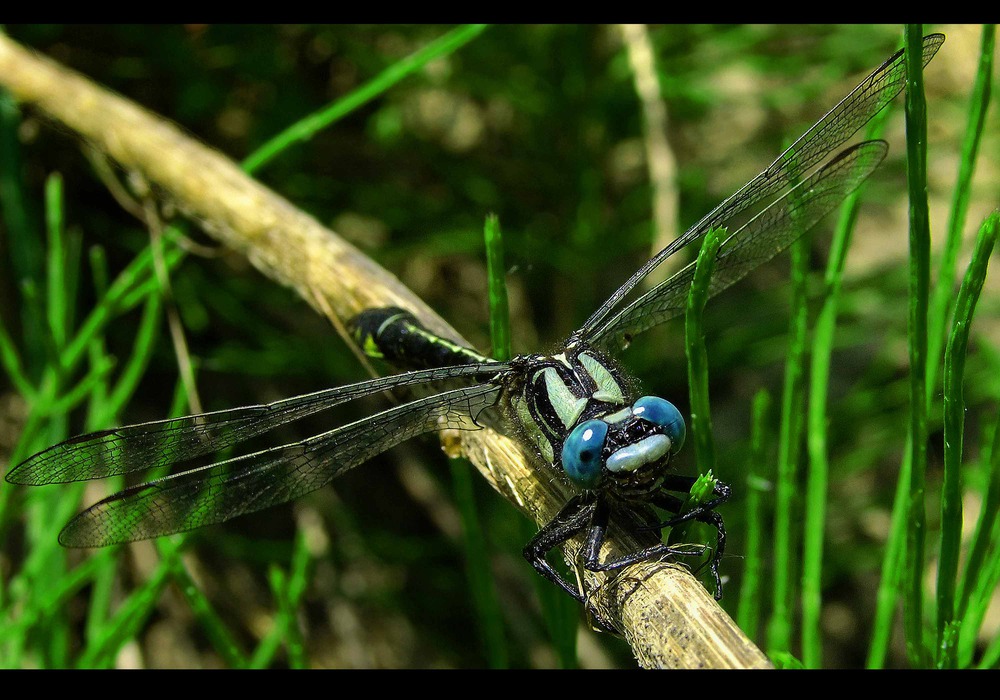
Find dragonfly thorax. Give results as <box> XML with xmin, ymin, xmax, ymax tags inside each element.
<box><xmin>503</xmin><ymin>347</ymin><xmax>685</xmax><ymax>499</ymax></box>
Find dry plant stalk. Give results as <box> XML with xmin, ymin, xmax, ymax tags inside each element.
<box><xmin>0</xmin><ymin>34</ymin><xmax>770</xmax><ymax>669</ymax></box>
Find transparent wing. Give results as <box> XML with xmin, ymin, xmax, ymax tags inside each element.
<box><xmin>572</xmin><ymin>33</ymin><xmax>944</xmax><ymax>343</ymax></box>
<box><xmin>7</xmin><ymin>362</ymin><xmax>508</xmax><ymax>486</ymax></box>
<box><xmin>588</xmin><ymin>140</ymin><xmax>887</xmax><ymax>350</ymax></box>
<box><xmin>58</xmin><ymin>382</ymin><xmax>503</xmax><ymax>547</ymax></box>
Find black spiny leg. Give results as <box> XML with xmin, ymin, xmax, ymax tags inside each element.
<box><xmin>575</xmin><ymin>495</ymin><xmax>711</xmax><ymax>633</ymax></box>
<box><xmin>579</xmin><ymin>495</ymin><xmax>708</xmax><ymax>574</ymax></box>
<box><xmin>524</xmin><ymin>491</ymin><xmax>717</xmax><ymax>633</ymax></box>
<box><xmin>525</xmin><ymin>494</ymin><xmax>705</xmax><ymax>634</ymax></box>
<box><xmin>648</xmin><ymin>475</ymin><xmax>732</xmax><ymax>600</ymax></box>
<box><xmin>523</xmin><ymin>493</ymin><xmax>599</xmax><ymax>603</ymax></box>
<box><xmin>654</xmin><ymin>474</ymin><xmax>732</xmax><ymax>530</ymax></box>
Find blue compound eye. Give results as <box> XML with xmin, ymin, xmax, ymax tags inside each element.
<box><xmin>632</xmin><ymin>396</ymin><xmax>685</xmax><ymax>453</ymax></box>
<box><xmin>561</xmin><ymin>419</ymin><xmax>608</xmax><ymax>489</ymax></box>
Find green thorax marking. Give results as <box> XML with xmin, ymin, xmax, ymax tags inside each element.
<box><xmin>508</xmin><ymin>348</ymin><xmax>631</xmax><ymax>468</ymax></box>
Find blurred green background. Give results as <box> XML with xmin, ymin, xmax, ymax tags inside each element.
<box><xmin>0</xmin><ymin>24</ymin><xmax>997</xmax><ymax>668</ymax></box>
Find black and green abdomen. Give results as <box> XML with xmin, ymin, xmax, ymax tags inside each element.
<box><xmin>350</xmin><ymin>307</ymin><xmax>489</xmax><ymax>369</ymax></box>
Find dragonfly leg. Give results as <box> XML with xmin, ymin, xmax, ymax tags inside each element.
<box><xmin>647</xmin><ymin>474</ymin><xmax>731</xmax><ymax>530</ymax></box>
<box><xmin>579</xmin><ymin>516</ymin><xmax>709</xmax><ymax>574</ymax></box>
<box><xmin>525</xmin><ymin>494</ymin><xmax>699</xmax><ymax>634</ymax></box>
<box><xmin>660</xmin><ymin>474</ymin><xmax>733</xmax><ymax>527</ymax></box>
<box><xmin>647</xmin><ymin>479</ymin><xmax>731</xmax><ymax>600</ymax></box>
<box><xmin>580</xmin><ymin>494</ymin><xmax>709</xmax><ymax>573</ymax></box>
<box><xmin>568</xmin><ymin>495</ymin><xmax>710</xmax><ymax>631</ymax></box>
<box><xmin>522</xmin><ymin>493</ymin><xmax>599</xmax><ymax>603</ymax></box>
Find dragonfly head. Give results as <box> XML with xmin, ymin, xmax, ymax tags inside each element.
<box><xmin>560</xmin><ymin>396</ymin><xmax>685</xmax><ymax>491</ymax></box>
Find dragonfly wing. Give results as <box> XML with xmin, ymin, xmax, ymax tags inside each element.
<box><xmin>7</xmin><ymin>362</ymin><xmax>507</xmax><ymax>486</ymax></box>
<box><xmin>573</xmin><ymin>33</ymin><xmax>943</xmax><ymax>343</ymax></box>
<box><xmin>588</xmin><ymin>140</ymin><xmax>887</xmax><ymax>350</ymax></box>
<box><xmin>58</xmin><ymin>382</ymin><xmax>503</xmax><ymax>547</ymax></box>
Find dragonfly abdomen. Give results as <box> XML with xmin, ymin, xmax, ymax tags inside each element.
<box><xmin>350</xmin><ymin>307</ymin><xmax>489</xmax><ymax>369</ymax></box>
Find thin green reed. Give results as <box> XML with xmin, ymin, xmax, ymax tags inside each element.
<box><xmin>0</xmin><ymin>91</ymin><xmax>46</xmax><ymax>372</ymax></box>
<box><xmin>959</xmin><ymin>417</ymin><xmax>1000</xmax><ymax>665</ymax></box>
<box><xmin>250</xmin><ymin>531</ymin><xmax>312</xmax><ymax>668</ymax></box>
<box><xmin>936</xmin><ymin>211</ymin><xmax>998</xmax><ymax>667</ymax></box>
<box><xmin>671</xmin><ymin>227</ymin><xmax>722</xmax><ymax>551</ymax></box>
<box><xmin>242</xmin><ymin>24</ymin><xmax>490</xmax><ymax>174</ymax></box>
<box><xmin>926</xmin><ymin>25</ymin><xmax>994</xmax><ymax>397</ymax></box>
<box><xmin>168</xmin><ymin>537</ymin><xmax>247</xmax><ymax>667</ymax></box>
<box><xmin>449</xmin><ymin>454</ymin><xmax>510</xmax><ymax>669</ymax></box>
<box><xmin>902</xmin><ymin>23</ymin><xmax>932</xmax><ymax>667</ymax></box>
<box><xmin>445</xmin><ymin>213</ymin><xmax>510</xmax><ymax>669</ymax></box>
<box><xmin>685</xmin><ymin>228</ymin><xmax>723</xmax><ymax>478</ymax></box>
<box><xmin>44</xmin><ymin>174</ymin><xmax>69</xmax><ymax>350</ymax></box>
<box><xmin>484</xmin><ymin>213</ymin><xmax>576</xmax><ymax>667</ymax></box>
<box><xmin>485</xmin><ymin>214</ymin><xmax>511</xmax><ymax>363</ymax></box>
<box><xmin>870</xmin><ymin>25</ymin><xmax>994</xmax><ymax>670</ymax></box>
<box><xmin>957</xmin><ymin>219</ymin><xmax>1000</xmax><ymax>671</ymax></box>
<box><xmin>933</xmin><ymin>24</ymin><xmax>996</xmax><ymax>661</ymax></box>
<box><xmin>768</xmin><ymin>219</ymin><xmax>810</xmax><ymax>658</ymax></box>
<box><xmin>801</xmin><ymin>110</ymin><xmax>889</xmax><ymax>669</ymax></box>
<box><xmin>970</xmin><ymin>389</ymin><xmax>1000</xmax><ymax>667</ymax></box>
<box><xmin>738</xmin><ymin>389</ymin><xmax>771</xmax><ymax>641</ymax></box>
<box><xmin>0</xmin><ymin>170</ymin><xmax>187</xmax><ymax>668</ymax></box>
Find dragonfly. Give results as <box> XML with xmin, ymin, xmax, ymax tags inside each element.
<box><xmin>7</xmin><ymin>35</ymin><xmax>944</xmax><ymax>625</ymax></box>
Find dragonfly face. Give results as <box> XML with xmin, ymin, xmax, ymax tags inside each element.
<box><xmin>504</xmin><ymin>348</ymin><xmax>685</xmax><ymax>497</ymax></box>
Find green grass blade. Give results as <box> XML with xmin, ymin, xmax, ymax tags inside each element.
<box><xmin>868</xmin><ymin>432</ymin><xmax>914</xmax><ymax>666</ymax></box>
<box><xmin>82</xmin><ymin>550</ymin><xmax>116</xmax><ymax>651</ymax></box>
<box><xmin>76</xmin><ymin>546</ymin><xmax>176</xmax><ymax>667</ymax></box>
<box><xmin>672</xmin><ymin>226</ymin><xmax>724</xmax><ymax>550</ymax></box>
<box><xmin>116</xmin><ymin>239</ymin><xmax>186</xmax><ymax>311</ymax></box>
<box><xmin>485</xmin><ymin>213</ymin><xmax>511</xmax><ymax>362</ymax></box>
<box><xmin>902</xmin><ymin>23</ymin><xmax>933</xmax><ymax>668</ymax></box>
<box><xmin>800</xmin><ymin>205</ymin><xmax>849</xmax><ymax>668</ymax></box>
<box><xmin>58</xmin><ymin>230</ymin><xmax>183</xmax><ymax>376</ymax></box>
<box><xmin>981</xmin><ymin>599</ymin><xmax>1000</xmax><ymax>667</ymax></box>
<box><xmin>926</xmin><ymin>25</ymin><xmax>994</xmax><ymax>398</ymax></box>
<box><xmin>250</xmin><ymin>565</ymin><xmax>289</xmax><ymax>668</ymax></box>
<box><xmin>737</xmin><ymin>389</ymin><xmax>771</xmax><ymax>641</ymax></box>
<box><xmin>959</xmin><ymin>462</ymin><xmax>1000</xmax><ymax>664</ymax></box>
<box><xmin>684</xmin><ymin>227</ymin><xmax>723</xmax><ymax>475</ymax></box>
<box><xmin>956</xmin><ymin>213</ymin><xmax>1000</xmax><ymax>665</ymax></box>
<box><xmin>47</xmin><ymin>354</ymin><xmax>116</xmax><ymax>414</ymax></box>
<box><xmin>802</xmin><ymin>110</ymin><xmax>888</xmax><ymax>668</ymax></box>
<box><xmin>0</xmin><ymin>553</ymin><xmax>103</xmax><ymax>653</ymax></box>
<box><xmin>279</xmin><ymin>530</ymin><xmax>312</xmax><ymax>668</ymax></box>
<box><xmin>520</xmin><ymin>515</ymin><xmax>579</xmax><ymax>668</ymax></box>
<box><xmin>242</xmin><ymin>24</ymin><xmax>489</xmax><ymax>174</ymax></box>
<box><xmin>44</xmin><ymin>173</ymin><xmax>68</xmax><ymax>350</ymax></box>
<box><xmin>78</xmin><ymin>327</ymin><xmax>119</xmax><ymax>646</ymax></box>
<box><xmin>0</xmin><ymin>90</ymin><xmax>46</xmax><ymax>372</ymax></box>
<box><xmin>81</xmin><ymin>245</ymin><xmax>112</xmax><ymax>423</ymax></box>
<box><xmin>102</xmin><ymin>293</ymin><xmax>162</xmax><ymax>421</ymax></box>
<box><xmin>972</xmin><ymin>505</ymin><xmax>1000</xmax><ymax>667</ymax></box>
<box><xmin>437</xmin><ymin>212</ymin><xmax>511</xmax><ymax>668</ymax></box>
<box><xmin>768</xmin><ymin>235</ymin><xmax>811</xmax><ymax>656</ymax></box>
<box><xmin>162</xmin><ymin>538</ymin><xmax>247</xmax><ymax>668</ymax></box>
<box><xmin>936</xmin><ymin>209</ymin><xmax>997</xmax><ymax>667</ymax></box>
<box><xmin>867</xmin><ymin>27</ymin><xmax>992</xmax><ymax>668</ymax></box>
<box><xmin>0</xmin><ymin>310</ymin><xmax>34</xmax><ymax>399</ymax></box>
<box><xmin>449</xmin><ymin>457</ymin><xmax>509</xmax><ymax>668</ymax></box>
<box><xmin>279</xmin><ymin>540</ymin><xmax>311</xmax><ymax>670</ymax></box>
